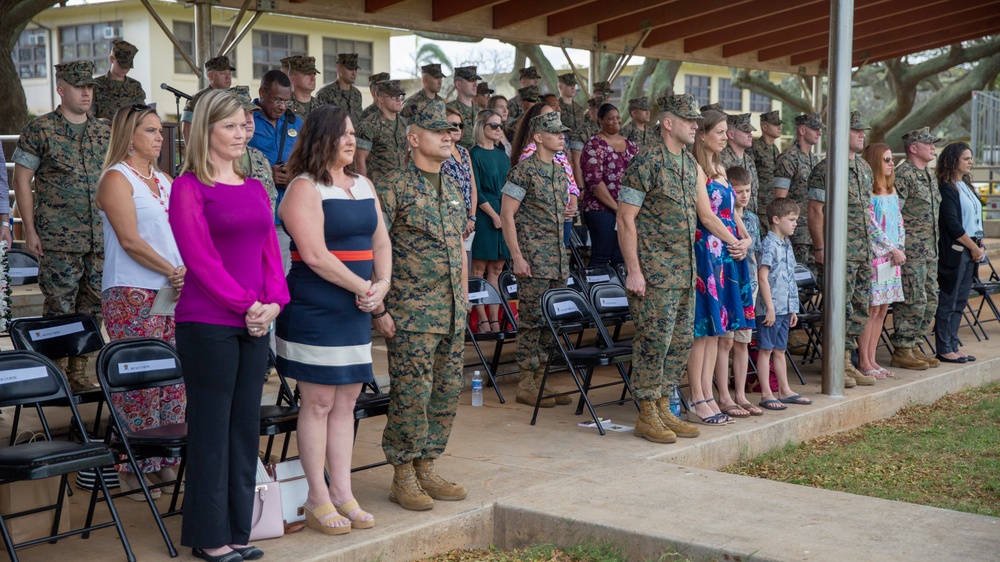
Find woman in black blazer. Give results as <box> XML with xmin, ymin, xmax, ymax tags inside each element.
<box><xmin>934</xmin><ymin>142</ymin><xmax>983</xmax><ymax>364</ymax></box>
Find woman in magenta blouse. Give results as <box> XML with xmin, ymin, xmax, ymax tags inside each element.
<box><xmin>169</xmin><ymin>90</ymin><xmax>289</xmax><ymax>562</ymax></box>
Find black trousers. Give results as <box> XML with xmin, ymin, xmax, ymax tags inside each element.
<box><xmin>177</xmin><ymin>322</ymin><xmax>268</xmax><ymax>549</ymax></box>
<box><xmin>934</xmin><ymin>250</ymin><xmax>976</xmax><ymax>355</ymax></box>
<box><xmin>585</xmin><ymin>209</ymin><xmax>623</xmax><ymax>268</ymax></box>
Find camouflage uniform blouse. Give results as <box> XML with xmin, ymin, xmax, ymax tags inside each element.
<box><xmin>894</xmin><ymin>160</ymin><xmax>940</xmax><ymax>261</ymax></box>
<box><xmin>316</xmin><ymin>83</ymin><xmax>363</xmax><ymax>125</ymax></box>
<box><xmin>355</xmin><ymin>112</ymin><xmax>408</xmax><ymax>185</ymax></box>
<box><xmin>445</xmin><ymin>100</ymin><xmax>476</xmax><ymax>149</ymax></box>
<box><xmin>501</xmin><ymin>155</ymin><xmax>571</xmax><ymax>280</ymax></box>
<box><xmin>806</xmin><ymin>156</ymin><xmax>876</xmax><ymax>262</ymax></box>
<box><xmin>773</xmin><ymin>141</ymin><xmax>819</xmax><ymax>246</ymax></box>
<box><xmin>244</xmin><ymin>146</ymin><xmax>278</xmax><ymax>214</ymax></box>
<box><xmin>92</xmin><ymin>74</ymin><xmax>146</xmax><ymax>120</ymax></box>
<box><xmin>620</xmin><ymin>122</ymin><xmax>658</xmax><ymax>151</ymax></box>
<box><xmin>289</xmin><ymin>96</ymin><xmax>316</xmax><ymax>119</ymax></box>
<box><xmin>401</xmin><ymin>90</ymin><xmax>442</xmax><ymax>120</ymax></box>
<box><xmin>751</xmin><ymin>136</ymin><xmax>780</xmax><ymax>217</ymax></box>
<box><xmin>721</xmin><ymin>145</ymin><xmax>760</xmax><ymax>215</ymax></box>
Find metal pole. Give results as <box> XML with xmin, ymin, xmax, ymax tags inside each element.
<box><xmin>821</xmin><ymin>0</ymin><xmax>854</xmax><ymax>397</ymax></box>
<box><xmin>217</xmin><ymin>0</ymin><xmax>252</xmax><ymax>57</ymax></box>
<box><xmin>194</xmin><ymin>0</ymin><xmax>213</xmax><ymax>90</ymax></box>
<box><xmin>220</xmin><ymin>12</ymin><xmax>263</xmax><ymax>59</ymax></box>
<box><xmin>139</xmin><ymin>0</ymin><xmax>199</xmax><ymax>74</ymax></box>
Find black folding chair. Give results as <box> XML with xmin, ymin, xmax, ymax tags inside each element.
<box><xmin>576</xmin><ymin>265</ymin><xmax>624</xmax><ymax>293</ymax></box>
<box><xmin>588</xmin><ymin>283</ymin><xmax>639</xmax><ymax>411</ymax></box>
<box><xmin>466</xmin><ymin>277</ymin><xmax>518</xmax><ymax>403</ymax></box>
<box><xmin>6</xmin><ymin>249</ymin><xmax>40</xmax><ymax>286</ymax></box>
<box><xmin>533</xmin><ymin>288</ymin><xmax>633</xmax><ymax>435</ymax></box>
<box><xmin>971</xmin><ymin>256</ymin><xmax>1000</xmax><ymax>327</ymax></box>
<box><xmin>351</xmin><ymin>380</ymin><xmax>390</xmax><ymax>473</ymax></box>
<box><xmin>95</xmin><ymin>338</ymin><xmax>186</xmax><ymax>557</ymax></box>
<box><xmin>260</xmin><ymin>350</ymin><xmax>299</xmax><ymax>463</ymax></box>
<box><xmin>787</xmin><ymin>264</ymin><xmax>821</xmax><ymax>385</ymax></box>
<box><xmin>568</xmin><ymin>225</ymin><xmax>591</xmax><ymax>271</ymax></box>
<box><xmin>0</xmin><ymin>350</ymin><xmax>134</xmax><ymax>562</ymax></box>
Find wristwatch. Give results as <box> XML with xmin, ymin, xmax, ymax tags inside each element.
<box><xmin>468</xmin><ymin>215</ymin><xmax>476</xmax><ymax>221</ymax></box>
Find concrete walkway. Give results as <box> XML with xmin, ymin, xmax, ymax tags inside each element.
<box><xmin>2</xmin><ymin>295</ymin><xmax>999</xmax><ymax>561</ymax></box>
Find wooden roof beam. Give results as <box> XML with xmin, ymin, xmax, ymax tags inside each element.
<box><xmin>597</xmin><ymin>0</ymin><xmax>746</xmax><ymax>42</ymax></box>
<box><xmin>683</xmin><ymin>3</ymin><xmax>827</xmax><ymax>54</ymax></box>
<box><xmin>853</xmin><ymin>19</ymin><xmax>1000</xmax><ymax>66</ymax></box>
<box><xmin>365</xmin><ymin>0</ymin><xmax>409</xmax><ymax>12</ymax></box>
<box><xmin>493</xmin><ymin>0</ymin><xmax>591</xmax><ymax>29</ymax></box>
<box><xmin>546</xmin><ymin>0</ymin><xmax>672</xmax><ymax>36</ymax></box>
<box><xmin>643</xmin><ymin>0</ymin><xmax>819</xmax><ymax>49</ymax></box>
<box><xmin>433</xmin><ymin>0</ymin><xmax>506</xmax><ymax>21</ymax></box>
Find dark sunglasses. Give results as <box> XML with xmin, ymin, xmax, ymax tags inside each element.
<box><xmin>883</xmin><ymin>157</ymin><xmax>893</xmax><ymax>163</ymax></box>
<box><xmin>128</xmin><ymin>103</ymin><xmax>152</xmax><ymax>116</ymax></box>
<box><xmin>449</xmin><ymin>122</ymin><xmax>464</xmax><ymax>130</ymax></box>
<box><xmin>486</xmin><ymin>123</ymin><xmax>504</xmax><ymax>130</ymax></box>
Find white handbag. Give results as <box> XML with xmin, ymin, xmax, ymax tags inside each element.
<box><xmin>268</xmin><ymin>459</ymin><xmax>308</xmax><ymax>524</ymax></box>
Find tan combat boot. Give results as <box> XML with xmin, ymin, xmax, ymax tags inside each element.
<box><xmin>655</xmin><ymin>396</ymin><xmax>700</xmax><ymax>438</ymax></box>
<box><xmin>412</xmin><ymin>458</ymin><xmax>467</xmax><ymax>501</ymax></box>
<box><xmin>845</xmin><ymin>352</ymin><xmax>875</xmax><ymax>386</ymax></box>
<box><xmin>515</xmin><ymin>373</ymin><xmax>555</xmax><ymax>408</ymax></box>
<box><xmin>67</xmin><ymin>355</ymin><xmax>98</xmax><ymax>392</ymax></box>
<box><xmin>890</xmin><ymin>348</ymin><xmax>930</xmax><ymax>370</ymax></box>
<box><xmin>540</xmin><ymin>374</ymin><xmax>572</xmax><ymax>406</ymax></box>
<box><xmin>634</xmin><ymin>400</ymin><xmax>677</xmax><ymax>444</ymax></box>
<box><xmin>911</xmin><ymin>348</ymin><xmax>940</xmax><ymax>368</ymax></box>
<box><xmin>389</xmin><ymin>462</ymin><xmax>433</xmax><ymax>511</ymax></box>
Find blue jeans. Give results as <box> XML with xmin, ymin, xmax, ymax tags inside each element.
<box><xmin>584</xmin><ymin>209</ymin><xmax>623</xmax><ymax>268</ymax></box>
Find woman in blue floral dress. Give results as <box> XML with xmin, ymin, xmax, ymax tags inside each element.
<box><xmin>686</xmin><ymin>110</ymin><xmax>755</xmax><ymax>426</ymax></box>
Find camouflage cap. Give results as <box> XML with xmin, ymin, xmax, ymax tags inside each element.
<box><xmin>111</xmin><ymin>39</ymin><xmax>138</xmax><ymax>68</ymax></box>
<box><xmin>477</xmin><ymin>82</ymin><xmax>495</xmax><ymax>96</ymax></box>
<box><xmin>558</xmin><ymin>73</ymin><xmax>577</xmax><ymax>86</ymax></box>
<box><xmin>375</xmin><ymin>79</ymin><xmax>405</xmax><ymax>97</ymax></box>
<box><xmin>760</xmin><ymin>110</ymin><xmax>783</xmax><ymax>125</ymax></box>
<box><xmin>283</xmin><ymin>55</ymin><xmax>319</xmax><ymax>74</ymax></box>
<box><xmin>519</xmin><ymin>66</ymin><xmax>540</xmax><ymax>80</ymax></box>
<box><xmin>205</xmin><ymin>55</ymin><xmax>235</xmax><ymax>71</ymax></box>
<box><xmin>700</xmin><ymin>102</ymin><xmax>724</xmax><ymax>113</ymax></box>
<box><xmin>368</xmin><ymin>72</ymin><xmax>390</xmax><ymax>86</ymax></box>
<box><xmin>850</xmin><ymin>111</ymin><xmax>870</xmax><ymax>130</ymax></box>
<box><xmin>408</xmin><ymin>98</ymin><xmax>458</xmax><ymax>131</ymax></box>
<box><xmin>337</xmin><ymin>53</ymin><xmax>360</xmax><ymax>70</ymax></box>
<box><xmin>518</xmin><ymin>85</ymin><xmax>542</xmax><ymax>102</ymax></box>
<box><xmin>592</xmin><ymin>80</ymin><xmax>615</xmax><ymax>95</ymax></box>
<box><xmin>421</xmin><ymin>63</ymin><xmax>445</xmax><ymax>78</ymax></box>
<box><xmin>230</xmin><ymin>85</ymin><xmax>259</xmax><ymax>112</ymax></box>
<box><xmin>54</xmin><ymin>60</ymin><xmax>96</xmax><ymax>87</ymax></box>
<box><xmin>530</xmin><ymin>111</ymin><xmax>570</xmax><ymax>134</ymax></box>
<box><xmin>902</xmin><ymin>127</ymin><xmax>943</xmax><ymax>146</ymax></box>
<box><xmin>627</xmin><ymin>96</ymin><xmax>651</xmax><ymax>111</ymax></box>
<box><xmin>657</xmin><ymin>93</ymin><xmax>703</xmax><ymax>121</ymax></box>
<box><xmin>587</xmin><ymin>96</ymin><xmax>603</xmax><ymax>108</ymax></box>
<box><xmin>727</xmin><ymin>113</ymin><xmax>757</xmax><ymax>133</ymax></box>
<box><xmin>454</xmin><ymin>66</ymin><xmax>481</xmax><ymax>81</ymax></box>
<box><xmin>794</xmin><ymin>113</ymin><xmax>824</xmax><ymax>130</ymax></box>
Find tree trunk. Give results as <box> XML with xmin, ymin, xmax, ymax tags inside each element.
<box><xmin>647</xmin><ymin>59</ymin><xmax>681</xmax><ymax>101</ymax></box>
<box><xmin>0</xmin><ymin>0</ymin><xmax>59</xmax><ymax>134</ymax></box>
<box><xmin>517</xmin><ymin>42</ymin><xmax>559</xmax><ymax>95</ymax></box>
<box><xmin>622</xmin><ymin>58</ymin><xmax>657</xmax><ymax>106</ymax></box>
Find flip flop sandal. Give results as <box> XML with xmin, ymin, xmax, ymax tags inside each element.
<box><xmin>758</xmin><ymin>399</ymin><xmax>788</xmax><ymax>411</ymax></box>
<box><xmin>864</xmin><ymin>369</ymin><xmax>888</xmax><ymax>380</ymax></box>
<box><xmin>737</xmin><ymin>402</ymin><xmax>764</xmax><ymax>416</ymax></box>
<box><xmin>720</xmin><ymin>404</ymin><xmax>751</xmax><ymax>418</ymax></box>
<box><xmin>777</xmin><ymin>394</ymin><xmax>813</xmax><ymax>405</ymax></box>
<box><xmin>877</xmin><ymin>368</ymin><xmax>895</xmax><ymax>378</ymax></box>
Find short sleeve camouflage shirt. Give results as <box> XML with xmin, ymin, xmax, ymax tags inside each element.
<box><xmin>501</xmin><ymin>156</ymin><xmax>571</xmax><ymax>281</ymax></box>
<box><xmin>571</xmin><ymin>118</ymin><xmax>600</xmax><ymax>152</ymax></box>
<box><xmin>894</xmin><ymin>160</ymin><xmax>940</xmax><ymax>261</ymax></box>
<box><xmin>355</xmin><ymin>112</ymin><xmax>408</xmax><ymax>185</ymax></box>
<box><xmin>92</xmin><ymin>74</ymin><xmax>146</xmax><ymax>120</ymax></box>
<box><xmin>401</xmin><ymin>90</ymin><xmax>443</xmax><ymax>120</ymax></box>
<box><xmin>806</xmin><ymin>156</ymin><xmax>874</xmax><ymax>262</ymax></box>
<box><xmin>445</xmin><ymin>100</ymin><xmax>476</xmax><ymax>149</ymax></box>
<box><xmin>773</xmin><ymin>141</ymin><xmax>819</xmax><ymax>246</ymax></box>
<box><xmin>289</xmin><ymin>96</ymin><xmax>316</xmax><ymax>118</ymax></box>
<box><xmin>620</xmin><ymin>122</ymin><xmax>659</xmax><ymax>151</ymax></box>
<box><xmin>721</xmin><ymin>144</ymin><xmax>759</xmax><ymax>215</ymax></box>
<box><xmin>751</xmin><ymin>136</ymin><xmax>780</xmax><ymax>217</ymax></box>
<box><xmin>315</xmin><ymin>83</ymin><xmax>363</xmax><ymax>125</ymax></box>
<box><xmin>244</xmin><ymin>146</ymin><xmax>278</xmax><ymax>215</ymax></box>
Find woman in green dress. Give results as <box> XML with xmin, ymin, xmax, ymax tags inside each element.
<box><xmin>470</xmin><ymin>109</ymin><xmax>511</xmax><ymax>332</ymax></box>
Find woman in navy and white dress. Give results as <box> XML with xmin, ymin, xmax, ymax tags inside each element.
<box><xmin>275</xmin><ymin>105</ymin><xmax>391</xmax><ymax>535</ymax></box>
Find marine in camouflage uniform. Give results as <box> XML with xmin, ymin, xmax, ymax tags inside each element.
<box><xmin>446</xmin><ymin>66</ymin><xmax>481</xmax><ymax>149</ymax></box>
<box><xmin>315</xmin><ymin>53</ymin><xmax>364</xmax><ymax>125</ymax></box>
<box><xmin>377</xmin><ymin>99</ymin><xmax>467</xmax><ymax>510</ymax></box>
<box><xmin>806</xmin><ymin>111</ymin><xmax>877</xmax><ymax>386</ymax></box>
<box><xmin>361</xmin><ymin>72</ymin><xmax>391</xmax><ymax>122</ymax></box>
<box><xmin>232</xmin><ymin>86</ymin><xmax>278</xmax><ymax>214</ymax></box>
<box><xmin>890</xmin><ymin>127</ymin><xmax>944</xmax><ymax>370</ymax></box>
<box><xmin>500</xmin><ymin>112</ymin><xmax>573</xmax><ymax>408</ymax></box>
<box><xmin>181</xmin><ymin>55</ymin><xmax>235</xmax><ymax>126</ymax></box>
<box><xmin>556</xmin><ymin>74</ymin><xmax>585</xmax><ymax>142</ymax></box>
<box><xmin>753</xmin><ymin>110</ymin><xmax>783</xmax><ymax>228</ymax></box>
<box><xmin>13</xmin><ymin>61</ymin><xmax>109</xmax><ymax>390</ymax></box>
<box><xmin>401</xmin><ymin>64</ymin><xmax>444</xmax><ymax>120</ymax></box>
<box><xmin>618</xmin><ymin>93</ymin><xmax>703</xmax><ymax>443</ymax></box>
<box><xmin>506</xmin><ymin>66</ymin><xmax>540</xmax><ymax>128</ymax></box>
<box><xmin>773</xmin><ymin>113</ymin><xmax>822</xmax><ymax>278</ymax></box>
<box><xmin>506</xmin><ymin>85</ymin><xmax>541</xmax><ymax>139</ymax></box>
<box><xmin>283</xmin><ymin>55</ymin><xmax>320</xmax><ymax>118</ymax></box>
<box><xmin>721</xmin><ymin>113</ymin><xmax>760</xmax><ymax>215</ymax></box>
<box><xmin>620</xmin><ymin>97</ymin><xmax>658</xmax><ymax>151</ymax></box>
<box><xmin>92</xmin><ymin>39</ymin><xmax>146</xmax><ymax>120</ymax></box>
<box><xmin>570</xmin><ymin>98</ymin><xmax>602</xmax><ymax>152</ymax></box>
<box><xmin>355</xmin><ymin>80</ymin><xmax>408</xmax><ymax>185</ymax></box>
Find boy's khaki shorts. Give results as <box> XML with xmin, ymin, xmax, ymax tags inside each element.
<box><xmin>721</xmin><ymin>328</ymin><xmax>752</xmax><ymax>344</ymax></box>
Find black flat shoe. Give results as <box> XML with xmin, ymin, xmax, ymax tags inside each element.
<box><xmin>935</xmin><ymin>354</ymin><xmax>967</xmax><ymax>364</ymax></box>
<box><xmin>192</xmin><ymin>548</ymin><xmax>243</xmax><ymax>562</ymax></box>
<box><xmin>231</xmin><ymin>546</ymin><xmax>264</xmax><ymax>560</ymax></box>
<box><xmin>962</xmin><ymin>355</ymin><xmax>976</xmax><ymax>362</ymax></box>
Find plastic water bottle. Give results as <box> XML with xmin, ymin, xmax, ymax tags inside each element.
<box><xmin>669</xmin><ymin>388</ymin><xmax>682</xmax><ymax>419</ymax></box>
<box><xmin>471</xmin><ymin>371</ymin><xmax>483</xmax><ymax>407</ymax></box>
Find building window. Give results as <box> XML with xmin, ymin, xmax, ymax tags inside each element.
<box><xmin>59</xmin><ymin>21</ymin><xmax>122</xmax><ymax>75</ymax></box>
<box><xmin>173</xmin><ymin>22</ymin><xmax>237</xmax><ymax>75</ymax></box>
<box><xmin>322</xmin><ymin>38</ymin><xmax>372</xmax><ymax>85</ymax></box>
<box><xmin>750</xmin><ymin>92</ymin><xmax>772</xmax><ymax>113</ymax></box>
<box><xmin>718</xmin><ymin>78</ymin><xmax>742</xmax><ymax>111</ymax></box>
<box><xmin>253</xmin><ymin>31</ymin><xmax>307</xmax><ymax>79</ymax></box>
<box><xmin>684</xmin><ymin>74</ymin><xmax>711</xmax><ymax>107</ymax></box>
<box><xmin>14</xmin><ymin>29</ymin><xmax>47</xmax><ymax>79</ymax></box>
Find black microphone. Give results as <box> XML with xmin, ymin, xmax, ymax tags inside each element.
<box><xmin>160</xmin><ymin>83</ymin><xmax>192</xmax><ymax>100</ymax></box>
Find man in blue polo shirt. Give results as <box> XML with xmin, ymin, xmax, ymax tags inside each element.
<box><xmin>250</xmin><ymin>69</ymin><xmax>302</xmax><ymax>271</ymax></box>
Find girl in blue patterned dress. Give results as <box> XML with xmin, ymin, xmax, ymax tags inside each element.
<box><xmin>686</xmin><ymin>110</ymin><xmax>755</xmax><ymax>426</ymax></box>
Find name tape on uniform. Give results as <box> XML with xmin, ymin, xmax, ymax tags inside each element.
<box><xmin>118</xmin><ymin>358</ymin><xmax>177</xmax><ymax>374</ymax></box>
<box><xmin>467</xmin><ymin>291</ymin><xmax>489</xmax><ymax>301</ymax></box>
<box><xmin>0</xmin><ymin>366</ymin><xmax>48</xmax><ymax>386</ymax></box>
<box><xmin>9</xmin><ymin>267</ymin><xmax>38</xmax><ymax>277</ymax></box>
<box><xmin>586</xmin><ymin>274</ymin><xmax>611</xmax><ymax>283</ymax></box>
<box><xmin>553</xmin><ymin>301</ymin><xmax>580</xmax><ymax>316</ymax></box>
<box><xmin>30</xmin><ymin>322</ymin><xmax>85</xmax><ymax>341</ymax></box>
<box><xmin>599</xmin><ymin>297</ymin><xmax>629</xmax><ymax>308</ymax></box>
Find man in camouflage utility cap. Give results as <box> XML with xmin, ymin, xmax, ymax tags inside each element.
<box><xmin>402</xmin><ymin>63</ymin><xmax>445</xmax><ymax>119</ymax></box>
<box><xmin>806</xmin><ymin>111</ymin><xmax>876</xmax><ymax>387</ymax></box>
<box><xmin>570</xmin><ymin>97</ymin><xmax>603</xmax><ymax>188</ymax></box>
<box><xmin>507</xmin><ymin>85</ymin><xmax>540</xmax><ymax>136</ymax></box>
<box><xmin>556</xmin><ymin>73</ymin><xmax>585</xmax><ymax>144</ymax></box>
<box><xmin>13</xmin><ymin>61</ymin><xmax>109</xmax><ymax>391</ymax></box>
<box><xmin>473</xmin><ymin>81</ymin><xmax>494</xmax><ymax>109</ymax></box>
<box><xmin>447</xmin><ymin>66</ymin><xmax>481</xmax><ymax>149</ymax></box>
<box><xmin>507</xmin><ymin>66</ymin><xmax>541</xmax><ymax>126</ymax></box>
<box><xmin>361</xmin><ymin>72</ymin><xmax>391</xmax><ymax>121</ymax></box>
<box><xmin>753</xmin><ymin>110</ymin><xmax>783</xmax><ymax>227</ymax></box>
<box><xmin>890</xmin><ymin>127</ymin><xmax>945</xmax><ymax>371</ymax></box>
<box><xmin>356</xmin><ymin>80</ymin><xmax>407</xmax><ymax>184</ymax></box>
<box><xmin>374</xmin><ymin>98</ymin><xmax>467</xmax><ymax>512</ymax></box>
<box><xmin>500</xmin><ymin>112</ymin><xmax>577</xmax><ymax>409</ymax></box>
<box><xmin>621</xmin><ymin>96</ymin><xmax>657</xmax><ymax>150</ymax></box>
<box><xmin>617</xmin><ymin>93</ymin><xmax>703</xmax><ymax>443</ymax></box>
<box><xmin>592</xmin><ymin>80</ymin><xmax>615</xmax><ymax>103</ymax></box>
<box><xmin>773</xmin><ymin>112</ymin><xmax>822</xmax><ymax>281</ymax></box>
<box><xmin>721</xmin><ymin>113</ymin><xmax>760</xmax><ymax>214</ymax></box>
<box><xmin>232</xmin><ymin>85</ymin><xmax>278</xmax><ymax>214</ymax></box>
<box><xmin>92</xmin><ymin>39</ymin><xmax>146</xmax><ymax>120</ymax></box>
<box><xmin>181</xmin><ymin>55</ymin><xmax>234</xmax><ymax>140</ymax></box>
<box><xmin>316</xmin><ymin>53</ymin><xmax>364</xmax><ymax>124</ymax></box>
<box><xmin>699</xmin><ymin>102</ymin><xmax>724</xmax><ymax>114</ymax></box>
<box><xmin>284</xmin><ymin>55</ymin><xmax>320</xmax><ymax>117</ymax></box>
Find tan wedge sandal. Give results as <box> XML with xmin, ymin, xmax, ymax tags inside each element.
<box><xmin>335</xmin><ymin>498</ymin><xmax>376</xmax><ymax>529</ymax></box>
<box><xmin>303</xmin><ymin>502</ymin><xmax>351</xmax><ymax>535</ymax></box>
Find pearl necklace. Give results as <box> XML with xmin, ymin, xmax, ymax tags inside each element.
<box><xmin>123</xmin><ymin>161</ymin><xmax>168</xmax><ymax>214</ymax></box>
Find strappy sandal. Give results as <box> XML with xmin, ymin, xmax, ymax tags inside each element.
<box><xmin>685</xmin><ymin>399</ymin><xmax>728</xmax><ymax>425</ymax></box>
<box><xmin>705</xmin><ymin>397</ymin><xmax>734</xmax><ymax>424</ymax></box>
<box><xmin>335</xmin><ymin>498</ymin><xmax>376</xmax><ymax>529</ymax></box>
<box><xmin>864</xmin><ymin>368</ymin><xmax>888</xmax><ymax>380</ymax></box>
<box><xmin>303</xmin><ymin>502</ymin><xmax>351</xmax><ymax>535</ymax></box>
<box><xmin>476</xmin><ymin>320</ymin><xmax>492</xmax><ymax>333</ymax></box>
<box><xmin>489</xmin><ymin>319</ymin><xmax>502</xmax><ymax>332</ymax></box>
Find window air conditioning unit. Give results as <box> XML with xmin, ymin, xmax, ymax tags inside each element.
<box><xmin>103</xmin><ymin>26</ymin><xmax>116</xmax><ymax>39</ymax></box>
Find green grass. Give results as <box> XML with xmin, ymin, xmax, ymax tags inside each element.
<box><xmin>417</xmin><ymin>541</ymin><xmax>701</xmax><ymax>562</ymax></box>
<box><xmin>723</xmin><ymin>382</ymin><xmax>1000</xmax><ymax>517</ymax></box>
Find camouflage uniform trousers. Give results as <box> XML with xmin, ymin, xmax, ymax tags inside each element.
<box><xmin>628</xmin><ymin>287</ymin><xmax>693</xmax><ymax>401</ymax></box>
<box><xmin>891</xmin><ymin>259</ymin><xmax>939</xmax><ymax>348</ymax></box>
<box><xmin>844</xmin><ymin>259</ymin><xmax>873</xmax><ymax>351</ymax></box>
<box><xmin>382</xmin><ymin>327</ymin><xmax>464</xmax><ymax>466</ymax></box>
<box><xmin>39</xmin><ymin>250</ymin><xmax>103</xmax><ymax>322</ymax></box>
<box><xmin>514</xmin><ymin>277</ymin><xmax>562</xmax><ymax>377</ymax></box>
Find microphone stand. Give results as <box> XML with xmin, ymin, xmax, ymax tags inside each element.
<box><xmin>173</xmin><ymin>93</ymin><xmax>183</xmax><ymax>174</ymax></box>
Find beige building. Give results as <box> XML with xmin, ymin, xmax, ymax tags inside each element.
<box><xmin>18</xmin><ymin>0</ymin><xmax>394</xmax><ymax>119</ymax></box>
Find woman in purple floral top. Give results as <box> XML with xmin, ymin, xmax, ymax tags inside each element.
<box><xmin>581</xmin><ymin>104</ymin><xmax>638</xmax><ymax>268</ymax></box>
